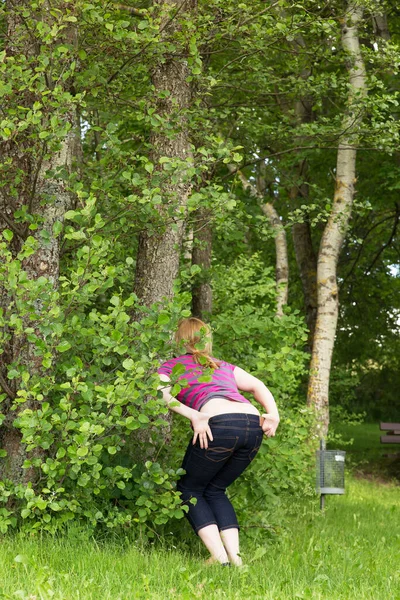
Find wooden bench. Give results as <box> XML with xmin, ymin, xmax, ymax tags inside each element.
<box><xmin>380</xmin><ymin>422</ymin><xmax>400</xmax><ymax>444</ymax></box>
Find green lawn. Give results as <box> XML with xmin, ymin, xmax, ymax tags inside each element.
<box><xmin>0</xmin><ymin>423</ymin><xmax>399</xmax><ymax>599</ymax></box>
<box><xmin>330</xmin><ymin>421</ymin><xmax>400</xmax><ymax>481</ymax></box>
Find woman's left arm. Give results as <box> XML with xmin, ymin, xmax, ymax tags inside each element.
<box><xmin>233</xmin><ymin>366</ymin><xmax>280</xmax><ymax>437</ymax></box>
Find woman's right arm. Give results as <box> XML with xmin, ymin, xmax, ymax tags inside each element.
<box><xmin>158</xmin><ymin>374</ymin><xmax>213</xmax><ymax>448</ymax></box>
<box><xmin>233</xmin><ymin>367</ymin><xmax>280</xmax><ymax>437</ymax></box>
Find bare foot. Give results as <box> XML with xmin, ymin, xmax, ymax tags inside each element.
<box><xmin>204</xmin><ymin>556</ymin><xmax>232</xmax><ymax>566</ymax></box>
<box><xmin>231</xmin><ymin>557</ymin><xmax>243</xmax><ymax>567</ymax></box>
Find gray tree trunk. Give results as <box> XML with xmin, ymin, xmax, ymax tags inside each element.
<box><xmin>307</xmin><ymin>2</ymin><xmax>367</xmax><ymax>439</ymax></box>
<box><xmin>290</xmin><ymin>99</ymin><xmax>318</xmax><ymax>350</ymax></box>
<box><xmin>292</xmin><ymin>219</ymin><xmax>318</xmax><ymax>350</ymax></box>
<box><xmin>0</xmin><ymin>1</ymin><xmax>79</xmax><ymax>483</ymax></box>
<box><xmin>372</xmin><ymin>13</ymin><xmax>390</xmax><ymax>41</ymax></box>
<box><xmin>134</xmin><ymin>0</ymin><xmax>196</xmax><ymax>306</ymax></box>
<box><xmin>261</xmin><ymin>202</ymin><xmax>289</xmax><ymax>317</ymax></box>
<box><xmin>230</xmin><ymin>166</ymin><xmax>289</xmax><ymax>317</ymax></box>
<box><xmin>191</xmin><ymin>210</ymin><xmax>213</xmax><ymax>319</ymax></box>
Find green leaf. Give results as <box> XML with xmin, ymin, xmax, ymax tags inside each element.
<box><xmin>77</xmin><ymin>447</ymin><xmax>88</xmax><ymax>457</ymax></box>
<box><xmin>190</xmin><ymin>264</ymin><xmax>201</xmax><ymax>275</ymax></box>
<box><xmin>138</xmin><ymin>414</ymin><xmax>149</xmax><ymax>424</ymax></box>
<box><xmin>157</xmin><ymin>313</ymin><xmax>170</xmax><ymax>325</ymax></box>
<box><xmin>122</xmin><ymin>358</ymin><xmax>134</xmax><ymax>370</ymax></box>
<box><xmin>2</xmin><ymin>229</ymin><xmax>13</xmax><ymax>242</ymax></box>
<box><xmin>251</xmin><ymin>546</ymin><xmax>268</xmax><ymax>562</ymax></box>
<box><xmin>64</xmin><ymin>210</ymin><xmax>78</xmax><ymax>220</ymax></box>
<box><xmin>172</xmin><ymin>363</ymin><xmax>186</xmax><ymax>377</ymax></box>
<box><xmin>14</xmin><ymin>554</ymin><xmax>29</xmax><ymax>564</ymax></box>
<box><xmin>56</xmin><ymin>341</ymin><xmax>71</xmax><ymax>353</ymax></box>
<box><xmin>108</xmin><ymin>446</ymin><xmax>117</xmax><ymax>455</ymax></box>
<box><xmin>53</xmin><ymin>221</ymin><xmax>63</xmax><ymax>236</ymax></box>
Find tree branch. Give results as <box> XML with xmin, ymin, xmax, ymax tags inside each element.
<box><xmin>112</xmin><ymin>3</ymin><xmax>148</xmax><ymax>17</ymax></box>
<box><xmin>0</xmin><ymin>371</ymin><xmax>16</xmax><ymax>400</ymax></box>
<box><xmin>0</xmin><ymin>209</ymin><xmax>26</xmax><ymax>239</ymax></box>
<box><xmin>365</xmin><ymin>203</ymin><xmax>400</xmax><ymax>274</ymax></box>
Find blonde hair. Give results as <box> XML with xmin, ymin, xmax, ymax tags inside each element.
<box><xmin>175</xmin><ymin>317</ymin><xmax>219</xmax><ymax>369</ymax></box>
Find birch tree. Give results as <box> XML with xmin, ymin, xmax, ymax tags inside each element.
<box><xmin>230</xmin><ymin>166</ymin><xmax>289</xmax><ymax>317</ymax></box>
<box><xmin>307</xmin><ymin>2</ymin><xmax>368</xmax><ymax>437</ymax></box>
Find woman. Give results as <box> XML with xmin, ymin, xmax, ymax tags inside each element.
<box><xmin>158</xmin><ymin>317</ymin><xmax>280</xmax><ymax>567</ymax></box>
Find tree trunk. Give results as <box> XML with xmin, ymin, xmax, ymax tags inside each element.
<box><xmin>191</xmin><ymin>209</ymin><xmax>213</xmax><ymax>319</ymax></box>
<box><xmin>292</xmin><ymin>220</ymin><xmax>318</xmax><ymax>349</ymax></box>
<box><xmin>372</xmin><ymin>13</ymin><xmax>390</xmax><ymax>41</ymax></box>
<box><xmin>261</xmin><ymin>203</ymin><xmax>289</xmax><ymax>317</ymax></box>
<box><xmin>0</xmin><ymin>1</ymin><xmax>79</xmax><ymax>483</ymax></box>
<box><xmin>134</xmin><ymin>0</ymin><xmax>196</xmax><ymax>306</ymax></box>
<box><xmin>289</xmin><ymin>96</ymin><xmax>318</xmax><ymax>350</ymax></box>
<box><xmin>307</xmin><ymin>2</ymin><xmax>367</xmax><ymax>438</ymax></box>
<box><xmin>231</xmin><ymin>166</ymin><xmax>289</xmax><ymax>317</ymax></box>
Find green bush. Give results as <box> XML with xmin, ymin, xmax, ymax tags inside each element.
<box><xmin>0</xmin><ymin>229</ymin><xmax>190</xmax><ymax>535</ymax></box>
<box><xmin>0</xmin><ymin>239</ymin><xmax>313</xmax><ymax>538</ymax></box>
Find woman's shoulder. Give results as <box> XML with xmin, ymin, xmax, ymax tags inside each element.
<box><xmin>214</xmin><ymin>359</ymin><xmax>236</xmax><ymax>371</ymax></box>
<box><xmin>157</xmin><ymin>354</ymin><xmax>194</xmax><ymax>374</ymax></box>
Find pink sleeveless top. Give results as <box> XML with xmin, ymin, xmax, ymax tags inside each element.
<box><xmin>158</xmin><ymin>354</ymin><xmax>251</xmax><ymax>411</ymax></box>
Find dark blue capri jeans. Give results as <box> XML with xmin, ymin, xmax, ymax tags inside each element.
<box><xmin>177</xmin><ymin>413</ymin><xmax>263</xmax><ymax>534</ymax></box>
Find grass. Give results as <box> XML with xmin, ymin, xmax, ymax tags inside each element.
<box><xmin>331</xmin><ymin>421</ymin><xmax>400</xmax><ymax>481</ymax></box>
<box><xmin>0</xmin><ymin>423</ymin><xmax>399</xmax><ymax>600</ymax></box>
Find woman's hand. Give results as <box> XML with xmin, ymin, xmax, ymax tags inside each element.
<box><xmin>191</xmin><ymin>413</ymin><xmax>213</xmax><ymax>449</ymax></box>
<box><xmin>261</xmin><ymin>413</ymin><xmax>280</xmax><ymax>437</ymax></box>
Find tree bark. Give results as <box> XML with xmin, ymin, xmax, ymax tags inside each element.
<box><xmin>261</xmin><ymin>202</ymin><xmax>289</xmax><ymax>317</ymax></box>
<box><xmin>372</xmin><ymin>13</ymin><xmax>390</xmax><ymax>41</ymax></box>
<box><xmin>292</xmin><ymin>220</ymin><xmax>318</xmax><ymax>348</ymax></box>
<box><xmin>307</xmin><ymin>3</ymin><xmax>367</xmax><ymax>438</ymax></box>
<box><xmin>289</xmin><ymin>94</ymin><xmax>318</xmax><ymax>350</ymax></box>
<box><xmin>134</xmin><ymin>0</ymin><xmax>196</xmax><ymax>306</ymax></box>
<box><xmin>231</xmin><ymin>166</ymin><xmax>288</xmax><ymax>318</ymax></box>
<box><xmin>0</xmin><ymin>1</ymin><xmax>79</xmax><ymax>483</ymax></box>
<box><xmin>191</xmin><ymin>209</ymin><xmax>213</xmax><ymax>319</ymax></box>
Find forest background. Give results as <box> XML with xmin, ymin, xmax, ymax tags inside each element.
<box><xmin>0</xmin><ymin>0</ymin><xmax>399</xmax><ymax>539</ymax></box>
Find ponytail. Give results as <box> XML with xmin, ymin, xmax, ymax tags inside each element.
<box><xmin>174</xmin><ymin>317</ymin><xmax>219</xmax><ymax>369</ymax></box>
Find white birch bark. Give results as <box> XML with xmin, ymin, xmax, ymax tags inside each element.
<box><xmin>261</xmin><ymin>202</ymin><xmax>289</xmax><ymax>317</ymax></box>
<box><xmin>231</xmin><ymin>167</ymin><xmax>288</xmax><ymax>317</ymax></box>
<box><xmin>307</xmin><ymin>2</ymin><xmax>367</xmax><ymax>438</ymax></box>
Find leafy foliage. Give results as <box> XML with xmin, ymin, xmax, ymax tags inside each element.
<box><xmin>1</xmin><ymin>0</ymin><xmax>399</xmax><ymax>537</ymax></box>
